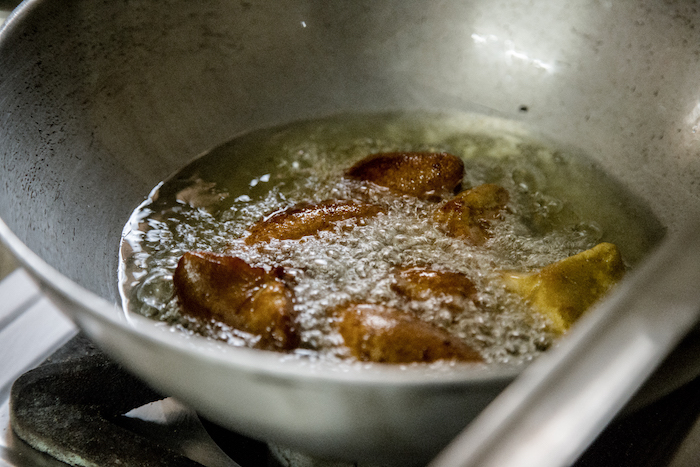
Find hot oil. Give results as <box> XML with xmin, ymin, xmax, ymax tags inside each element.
<box><xmin>119</xmin><ymin>112</ymin><xmax>664</xmax><ymax>365</ymax></box>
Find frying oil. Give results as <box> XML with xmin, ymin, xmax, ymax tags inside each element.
<box><xmin>119</xmin><ymin>111</ymin><xmax>664</xmax><ymax>365</ymax></box>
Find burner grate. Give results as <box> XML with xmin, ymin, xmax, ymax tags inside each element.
<box><xmin>10</xmin><ymin>335</ymin><xmax>204</xmax><ymax>467</ymax></box>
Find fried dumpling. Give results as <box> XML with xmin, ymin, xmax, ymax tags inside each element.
<box><xmin>245</xmin><ymin>200</ymin><xmax>383</xmax><ymax>244</ymax></box>
<box><xmin>391</xmin><ymin>266</ymin><xmax>477</xmax><ymax>305</ymax></box>
<box><xmin>334</xmin><ymin>303</ymin><xmax>482</xmax><ymax>363</ymax></box>
<box><xmin>433</xmin><ymin>183</ymin><xmax>509</xmax><ymax>245</ymax></box>
<box><xmin>173</xmin><ymin>251</ymin><xmax>299</xmax><ymax>351</ymax></box>
<box><xmin>502</xmin><ymin>242</ymin><xmax>626</xmax><ymax>333</ymax></box>
<box><xmin>346</xmin><ymin>152</ymin><xmax>464</xmax><ymax>198</ymax></box>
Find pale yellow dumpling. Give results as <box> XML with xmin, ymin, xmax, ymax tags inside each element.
<box><xmin>503</xmin><ymin>243</ymin><xmax>626</xmax><ymax>333</ymax></box>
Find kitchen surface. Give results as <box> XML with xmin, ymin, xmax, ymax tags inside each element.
<box><xmin>3</xmin><ymin>2</ymin><xmax>700</xmax><ymax>466</ymax></box>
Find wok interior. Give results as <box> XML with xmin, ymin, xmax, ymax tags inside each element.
<box><xmin>2</xmin><ymin>0</ymin><xmax>700</xmax><ymax>463</ymax></box>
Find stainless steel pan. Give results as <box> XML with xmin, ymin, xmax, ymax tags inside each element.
<box><xmin>2</xmin><ymin>1</ymin><xmax>700</xmax><ymax>465</ymax></box>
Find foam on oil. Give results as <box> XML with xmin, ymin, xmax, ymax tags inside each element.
<box><xmin>119</xmin><ymin>111</ymin><xmax>664</xmax><ymax>365</ymax></box>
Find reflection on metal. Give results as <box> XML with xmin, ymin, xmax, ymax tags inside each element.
<box><xmin>470</xmin><ymin>33</ymin><xmax>554</xmax><ymax>72</ymax></box>
<box><xmin>686</xmin><ymin>101</ymin><xmax>700</xmax><ymax>134</ymax></box>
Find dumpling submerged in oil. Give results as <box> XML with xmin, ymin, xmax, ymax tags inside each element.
<box><xmin>119</xmin><ymin>113</ymin><xmax>662</xmax><ymax>366</ymax></box>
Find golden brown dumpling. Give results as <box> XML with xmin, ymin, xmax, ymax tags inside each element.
<box><xmin>335</xmin><ymin>303</ymin><xmax>482</xmax><ymax>363</ymax></box>
<box><xmin>391</xmin><ymin>266</ymin><xmax>477</xmax><ymax>305</ymax></box>
<box><xmin>433</xmin><ymin>183</ymin><xmax>510</xmax><ymax>245</ymax></box>
<box><xmin>245</xmin><ymin>200</ymin><xmax>383</xmax><ymax>244</ymax></box>
<box><xmin>173</xmin><ymin>251</ymin><xmax>299</xmax><ymax>351</ymax></box>
<box><xmin>345</xmin><ymin>152</ymin><xmax>464</xmax><ymax>198</ymax></box>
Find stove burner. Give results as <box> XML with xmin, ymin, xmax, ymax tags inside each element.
<box><xmin>10</xmin><ymin>335</ymin><xmax>205</xmax><ymax>466</ymax></box>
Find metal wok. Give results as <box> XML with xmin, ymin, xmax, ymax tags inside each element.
<box><xmin>2</xmin><ymin>1</ymin><xmax>700</xmax><ymax>465</ymax></box>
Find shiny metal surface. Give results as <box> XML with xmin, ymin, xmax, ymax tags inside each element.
<box><xmin>1</xmin><ymin>0</ymin><xmax>700</xmax><ymax>464</ymax></box>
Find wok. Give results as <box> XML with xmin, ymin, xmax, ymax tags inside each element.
<box><xmin>1</xmin><ymin>0</ymin><xmax>700</xmax><ymax>465</ymax></box>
